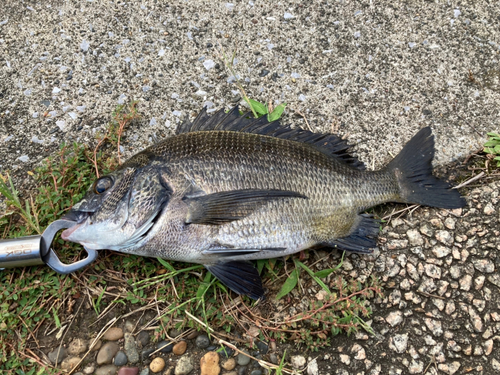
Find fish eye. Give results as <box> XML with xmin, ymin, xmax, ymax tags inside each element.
<box><xmin>93</xmin><ymin>176</ymin><xmax>113</xmax><ymax>194</ymax></box>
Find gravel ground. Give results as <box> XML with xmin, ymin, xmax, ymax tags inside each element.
<box><xmin>1</xmin><ymin>1</ymin><xmax>500</xmax><ymax>374</ymax></box>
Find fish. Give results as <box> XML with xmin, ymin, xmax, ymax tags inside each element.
<box><xmin>61</xmin><ymin>106</ymin><xmax>466</xmax><ymax>299</ymax></box>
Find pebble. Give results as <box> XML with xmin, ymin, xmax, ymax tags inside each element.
<box><xmin>124</xmin><ymin>320</ymin><xmax>135</xmax><ymax>333</ymax></box>
<box><xmin>237</xmin><ymin>351</ymin><xmax>251</xmax><ymax>366</ymax></box>
<box><xmin>140</xmin><ymin>369</ymin><xmax>150</xmax><ymax>375</ymax></box>
<box><xmin>175</xmin><ymin>355</ymin><xmax>194</xmax><ymax>375</ymax></box>
<box><xmin>269</xmin><ymin>353</ymin><xmax>278</xmax><ymax>364</ymax></box>
<box><xmin>150</xmin><ymin>357</ymin><xmax>166</xmax><ymax>373</ymax></box>
<box><xmin>48</xmin><ymin>346</ymin><xmax>67</xmax><ymax>364</ymax></box>
<box><xmin>468</xmin><ymin>307</ymin><xmax>483</xmax><ymax>332</ymax></box>
<box><xmin>407</xmin><ymin>229</ymin><xmax>423</xmax><ymax>246</ymax></box>
<box><xmin>135</xmin><ymin>331</ymin><xmax>150</xmax><ymax>347</ymax></box>
<box><xmin>117</xmin><ymin>368</ymin><xmax>139</xmax><ymax>375</ymax></box>
<box><xmin>390</xmin><ymin>334</ymin><xmax>408</xmax><ymax>353</ymax></box>
<box><xmin>103</xmin><ymin>327</ymin><xmax>124</xmax><ymax>341</ymax></box>
<box><xmin>437</xmin><ymin>362</ymin><xmax>460</xmax><ymax>375</ymax></box>
<box><xmin>169</xmin><ymin>329</ymin><xmax>182</xmax><ymax>337</ymax></box>
<box><xmin>424</xmin><ymin>263</ymin><xmax>441</xmax><ymax>279</ymax></box>
<box><xmin>173</xmin><ymin>341</ymin><xmax>187</xmax><ymax>355</ymax></box>
<box><xmin>124</xmin><ymin>333</ymin><xmax>140</xmax><ymax>364</ymax></box>
<box><xmin>459</xmin><ymin>275</ymin><xmax>472</xmax><ymax>291</ymax></box>
<box><xmin>291</xmin><ymin>355</ymin><xmax>306</xmax><ymax>369</ymax></box>
<box><xmin>195</xmin><ymin>334</ymin><xmax>210</xmax><ymax>349</ymax></box>
<box><xmin>68</xmin><ymin>339</ymin><xmax>88</xmax><ymax>355</ymax></box>
<box><xmin>432</xmin><ymin>245</ymin><xmax>451</xmax><ymax>258</ymax></box>
<box><xmin>94</xmin><ymin>365</ymin><xmax>118</xmax><ymax>375</ymax></box>
<box><xmin>385</xmin><ymin>311</ymin><xmax>403</xmax><ymax>326</ymax></box>
<box><xmin>307</xmin><ymin>358</ymin><xmax>319</xmax><ymax>375</ymax></box>
<box><xmin>219</xmin><ymin>346</ymin><xmax>234</xmax><ymax>358</ymax></box>
<box><xmin>157</xmin><ymin>341</ymin><xmax>174</xmax><ymax>353</ymax></box>
<box><xmin>142</xmin><ymin>348</ymin><xmax>155</xmax><ymax>361</ymax></box>
<box><xmin>83</xmin><ymin>364</ymin><xmax>95</xmax><ymax>374</ymax></box>
<box><xmin>91</xmin><ymin>340</ymin><xmax>103</xmax><ymax>351</ymax></box>
<box><xmin>408</xmin><ymin>360</ymin><xmax>424</xmax><ymax>374</ymax></box>
<box><xmin>351</xmin><ymin>344</ymin><xmax>366</xmax><ymax>360</ymax></box>
<box><xmin>222</xmin><ymin>358</ymin><xmax>236</xmax><ymax>370</ymax></box>
<box><xmin>492</xmin><ymin>358</ymin><xmax>500</xmax><ymax>371</ymax></box>
<box><xmin>114</xmin><ymin>351</ymin><xmax>128</xmax><ymax>366</ymax></box>
<box><xmin>237</xmin><ymin>366</ymin><xmax>247</xmax><ymax>375</ymax></box>
<box><xmin>97</xmin><ymin>342</ymin><xmax>120</xmax><ymax>365</ymax></box>
<box><xmin>200</xmin><ymin>351</ymin><xmax>220</xmax><ymax>375</ymax></box>
<box><xmin>483</xmin><ymin>202</ymin><xmax>495</xmax><ymax>215</ymax></box>
<box><xmin>472</xmin><ymin>258</ymin><xmax>495</xmax><ymax>273</ymax></box>
<box><xmin>424</xmin><ymin>318</ymin><xmax>443</xmax><ymax>336</ymax></box>
<box><xmin>339</xmin><ymin>354</ymin><xmax>351</xmax><ymax>365</ymax></box>
<box><xmin>256</xmin><ymin>341</ymin><xmax>268</xmax><ymax>354</ymax></box>
<box><xmin>61</xmin><ymin>356</ymin><xmax>81</xmax><ymax>371</ymax></box>
<box><xmin>250</xmin><ymin>370</ymin><xmax>262</xmax><ymax>375</ymax></box>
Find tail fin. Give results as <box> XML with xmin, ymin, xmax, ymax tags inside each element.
<box><xmin>387</xmin><ymin>127</ymin><xmax>466</xmax><ymax>209</ymax></box>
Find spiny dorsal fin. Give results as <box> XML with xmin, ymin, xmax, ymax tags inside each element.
<box><xmin>176</xmin><ymin>106</ymin><xmax>365</xmax><ymax>170</ymax></box>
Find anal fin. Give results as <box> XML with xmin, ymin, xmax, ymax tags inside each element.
<box><xmin>205</xmin><ymin>261</ymin><xmax>264</xmax><ymax>300</ymax></box>
<box><xmin>329</xmin><ymin>214</ymin><xmax>380</xmax><ymax>254</ymax></box>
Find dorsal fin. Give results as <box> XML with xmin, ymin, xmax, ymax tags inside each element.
<box><xmin>176</xmin><ymin>106</ymin><xmax>365</xmax><ymax>170</ymax></box>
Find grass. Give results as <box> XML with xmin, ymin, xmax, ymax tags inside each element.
<box><xmin>484</xmin><ymin>132</ymin><xmax>500</xmax><ymax>167</ymax></box>
<box><xmin>0</xmin><ymin>99</ymin><xmax>381</xmax><ymax>374</ymax></box>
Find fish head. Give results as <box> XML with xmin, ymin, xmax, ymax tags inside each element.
<box><xmin>61</xmin><ymin>164</ymin><xmax>172</xmax><ymax>251</ymax></box>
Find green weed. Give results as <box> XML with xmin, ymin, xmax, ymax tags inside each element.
<box><xmin>484</xmin><ymin>132</ymin><xmax>500</xmax><ymax>167</ymax></box>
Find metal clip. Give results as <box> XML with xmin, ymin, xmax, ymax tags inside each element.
<box><xmin>0</xmin><ymin>219</ymin><xmax>97</xmax><ymax>274</ymax></box>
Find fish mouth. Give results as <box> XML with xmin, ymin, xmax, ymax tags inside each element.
<box><xmin>60</xmin><ymin>210</ymin><xmax>91</xmax><ymax>241</ymax></box>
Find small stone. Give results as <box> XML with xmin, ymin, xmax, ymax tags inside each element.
<box><xmin>61</xmin><ymin>356</ymin><xmax>81</xmax><ymax>371</ymax></box>
<box><xmin>256</xmin><ymin>341</ymin><xmax>269</xmax><ymax>354</ymax></box>
<box><xmin>463</xmin><ymin>345</ymin><xmax>472</xmax><ymax>355</ymax></box>
<box><xmin>218</xmin><ymin>346</ymin><xmax>233</xmax><ymax>359</ymax></box>
<box><xmin>469</xmin><ymin>307</ymin><xmax>483</xmax><ymax>332</ymax></box>
<box><xmin>195</xmin><ymin>334</ymin><xmax>210</xmax><ymax>349</ymax></box>
<box><xmin>472</xmin><ymin>258</ymin><xmax>495</xmax><ymax>273</ymax></box>
<box><xmin>136</xmin><ymin>331</ymin><xmax>150</xmax><ymax>347</ymax></box>
<box><xmin>237</xmin><ymin>366</ymin><xmax>247</xmax><ymax>375</ymax></box>
<box><xmin>483</xmin><ymin>339</ymin><xmax>494</xmax><ymax>355</ymax></box>
<box><xmin>269</xmin><ymin>353</ymin><xmax>279</xmax><ymax>364</ymax></box>
<box><xmin>157</xmin><ymin>341</ymin><xmax>174</xmax><ymax>353</ymax></box>
<box><xmin>175</xmin><ymin>355</ymin><xmax>194</xmax><ymax>375</ymax></box>
<box><xmin>250</xmin><ymin>371</ymin><xmax>262</xmax><ymax>375</ymax></box>
<box><xmin>438</xmin><ymin>361</ymin><xmax>460</xmax><ymax>375</ymax></box>
<box><xmin>424</xmin><ymin>264</ymin><xmax>441</xmax><ymax>279</ymax></box>
<box><xmin>351</xmin><ymin>344</ymin><xmax>366</xmax><ymax>360</ymax></box>
<box><xmin>339</xmin><ymin>354</ymin><xmax>351</xmax><ymax>365</ymax></box>
<box><xmin>291</xmin><ymin>355</ymin><xmax>306</xmax><ymax>369</ymax></box>
<box><xmin>83</xmin><ymin>364</ymin><xmax>95</xmax><ymax>374</ymax></box>
<box><xmin>222</xmin><ymin>358</ymin><xmax>236</xmax><ymax>371</ymax></box>
<box><xmin>124</xmin><ymin>320</ymin><xmax>135</xmax><ymax>333</ymax></box>
<box><xmin>435</xmin><ymin>230</ymin><xmax>453</xmax><ymax>245</ymax></box>
<box><xmin>118</xmin><ymin>368</ymin><xmax>139</xmax><ymax>375</ymax></box>
<box><xmin>450</xmin><ymin>265</ymin><xmax>461</xmax><ymax>279</ymax></box>
<box><xmin>386</xmin><ymin>311</ymin><xmax>403</xmax><ymax>327</ymax></box>
<box><xmin>68</xmin><ymin>339</ymin><xmax>88</xmax><ymax>355</ymax></box>
<box><xmin>91</xmin><ymin>339</ymin><xmax>102</xmax><ymax>351</ymax></box>
<box><xmin>483</xmin><ymin>203</ymin><xmax>495</xmax><ymax>215</ymax></box>
<box><xmin>124</xmin><ymin>333</ymin><xmax>140</xmax><ymax>364</ymax></box>
<box><xmin>141</xmin><ymin>348</ymin><xmax>154</xmax><ymax>362</ymax></box>
<box><xmin>169</xmin><ymin>329</ymin><xmax>182</xmax><ymax>338</ymax></box>
<box><xmin>237</xmin><ymin>351</ymin><xmax>251</xmax><ymax>366</ymax></box>
<box><xmin>173</xmin><ymin>341</ymin><xmax>187</xmax><ymax>355</ymax></box>
<box><xmin>103</xmin><ymin>327</ymin><xmax>124</xmax><ymax>341</ymax></box>
<box><xmin>408</xmin><ymin>360</ymin><xmax>424</xmax><ymax>374</ymax></box>
<box><xmin>150</xmin><ymin>357</ymin><xmax>166</xmax><ymax>373</ymax></box>
<box><xmin>48</xmin><ymin>347</ymin><xmax>67</xmax><ymax>364</ymax></box>
<box><xmin>424</xmin><ymin>318</ymin><xmax>443</xmax><ymax>336</ymax></box>
<box><xmin>407</xmin><ymin>229</ymin><xmax>424</xmax><ymax>246</ymax></box>
<box><xmin>492</xmin><ymin>358</ymin><xmax>500</xmax><ymax>371</ymax></box>
<box><xmin>140</xmin><ymin>369</ymin><xmax>150</xmax><ymax>375</ymax></box>
<box><xmin>200</xmin><ymin>351</ymin><xmax>220</xmax><ymax>375</ymax></box>
<box><xmin>459</xmin><ymin>275</ymin><xmax>472</xmax><ymax>291</ymax></box>
<box><xmin>307</xmin><ymin>358</ymin><xmax>319</xmax><ymax>375</ymax></box>
<box><xmin>114</xmin><ymin>351</ymin><xmax>128</xmax><ymax>366</ymax></box>
<box><xmin>94</xmin><ymin>365</ymin><xmax>118</xmax><ymax>375</ymax></box>
<box><xmin>390</xmin><ymin>334</ymin><xmax>408</xmax><ymax>353</ymax></box>
<box><xmin>432</xmin><ymin>246</ymin><xmax>451</xmax><ymax>258</ymax></box>
<box><xmin>97</xmin><ymin>342</ymin><xmax>120</xmax><ymax>365</ymax></box>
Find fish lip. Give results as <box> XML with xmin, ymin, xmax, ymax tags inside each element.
<box><xmin>60</xmin><ymin>210</ymin><xmax>91</xmax><ymax>224</ymax></box>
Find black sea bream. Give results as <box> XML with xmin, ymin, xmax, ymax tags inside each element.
<box><xmin>62</xmin><ymin>107</ymin><xmax>466</xmax><ymax>299</ymax></box>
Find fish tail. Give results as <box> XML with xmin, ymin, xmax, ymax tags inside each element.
<box><xmin>386</xmin><ymin>127</ymin><xmax>466</xmax><ymax>209</ymax></box>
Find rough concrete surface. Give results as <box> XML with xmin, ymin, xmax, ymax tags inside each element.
<box><xmin>1</xmin><ymin>1</ymin><xmax>500</xmax><ymax>374</ymax></box>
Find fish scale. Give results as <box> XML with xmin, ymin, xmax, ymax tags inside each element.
<box><xmin>62</xmin><ymin>107</ymin><xmax>466</xmax><ymax>300</ymax></box>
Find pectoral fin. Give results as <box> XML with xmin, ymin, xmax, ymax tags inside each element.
<box><xmin>205</xmin><ymin>260</ymin><xmax>264</xmax><ymax>300</ymax></box>
<box><xmin>329</xmin><ymin>214</ymin><xmax>380</xmax><ymax>253</ymax></box>
<box><xmin>183</xmin><ymin>189</ymin><xmax>306</xmax><ymax>225</ymax></box>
